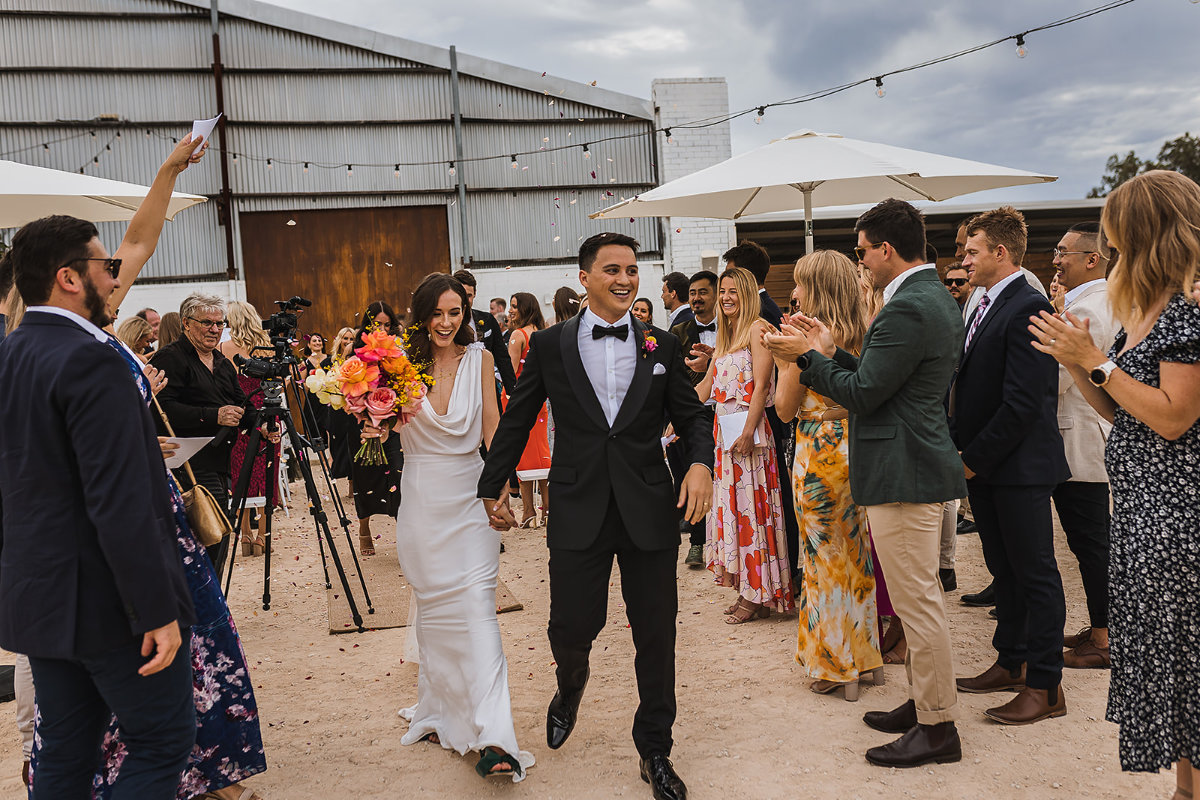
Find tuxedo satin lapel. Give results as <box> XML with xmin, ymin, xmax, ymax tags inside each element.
<box><xmin>560</xmin><ymin>315</ymin><xmax>609</xmax><ymax>430</ymax></box>
<box><xmin>962</xmin><ymin>280</ymin><xmax>1020</xmax><ymax>364</ymax></box>
<box><xmin>611</xmin><ymin>320</ymin><xmax>653</xmax><ymax>434</ymax></box>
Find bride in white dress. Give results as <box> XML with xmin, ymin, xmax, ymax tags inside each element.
<box><xmin>373</xmin><ymin>273</ymin><xmax>534</xmax><ymax>782</ymax></box>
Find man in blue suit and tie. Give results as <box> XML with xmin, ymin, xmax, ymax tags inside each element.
<box><xmin>0</xmin><ymin>215</ymin><xmax>196</xmax><ymax>799</ymax></box>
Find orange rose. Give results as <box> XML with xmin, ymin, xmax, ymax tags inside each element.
<box><xmin>338</xmin><ymin>356</ymin><xmax>379</xmax><ymax>397</ymax></box>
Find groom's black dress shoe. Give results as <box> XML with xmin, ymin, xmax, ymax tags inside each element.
<box><xmin>640</xmin><ymin>754</ymin><xmax>687</xmax><ymax>800</ymax></box>
<box><xmin>546</xmin><ymin>676</ymin><xmax>588</xmax><ymax>749</ymax></box>
<box><xmin>865</xmin><ymin>721</ymin><xmax>962</xmax><ymax>768</ymax></box>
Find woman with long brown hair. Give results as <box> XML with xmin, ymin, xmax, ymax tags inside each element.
<box><xmin>775</xmin><ymin>251</ymin><xmax>882</xmax><ymax>701</ymax></box>
<box><xmin>695</xmin><ymin>266</ymin><xmax>793</xmax><ymax>623</ymax></box>
<box><xmin>506</xmin><ymin>292</ymin><xmax>551</xmax><ymax>527</ymax></box>
<box><xmin>1030</xmin><ymin>170</ymin><xmax>1200</xmax><ymax>795</ymax></box>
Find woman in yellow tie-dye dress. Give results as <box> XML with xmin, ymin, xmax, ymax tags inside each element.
<box><xmin>773</xmin><ymin>250</ymin><xmax>882</xmax><ymax>702</ymax></box>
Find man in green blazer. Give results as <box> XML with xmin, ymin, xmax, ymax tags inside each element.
<box><xmin>765</xmin><ymin>199</ymin><xmax>967</xmax><ymax>769</ymax></box>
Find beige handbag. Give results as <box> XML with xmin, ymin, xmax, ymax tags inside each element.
<box><xmin>152</xmin><ymin>396</ymin><xmax>233</xmax><ymax>548</ymax></box>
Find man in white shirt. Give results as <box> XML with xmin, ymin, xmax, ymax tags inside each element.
<box><xmin>1049</xmin><ymin>221</ymin><xmax>1118</xmax><ymax>669</ymax></box>
<box><xmin>661</xmin><ymin>270</ymin><xmax>692</xmax><ymax>328</ymax></box>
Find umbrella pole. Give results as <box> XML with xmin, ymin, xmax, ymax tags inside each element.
<box><xmin>804</xmin><ymin>188</ymin><xmax>814</xmax><ymax>255</ymax></box>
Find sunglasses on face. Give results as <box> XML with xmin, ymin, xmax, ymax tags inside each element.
<box><xmin>943</xmin><ymin>278</ymin><xmax>968</xmax><ymax>287</ymax></box>
<box><xmin>61</xmin><ymin>257</ymin><xmax>122</xmax><ymax>279</ymax></box>
<box><xmin>854</xmin><ymin>242</ymin><xmax>885</xmax><ymax>261</ymax></box>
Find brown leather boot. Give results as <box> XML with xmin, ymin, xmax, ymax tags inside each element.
<box><xmin>1062</xmin><ymin>626</ymin><xmax>1093</xmax><ymax>649</ymax></box>
<box><xmin>1064</xmin><ymin>640</ymin><xmax>1111</xmax><ymax>669</ymax></box>
<box><xmin>956</xmin><ymin>662</ymin><xmax>1026</xmax><ymax>693</ymax></box>
<box><xmin>984</xmin><ymin>685</ymin><xmax>1067</xmax><ymax>725</ymax></box>
<box><xmin>865</xmin><ymin>721</ymin><xmax>962</xmax><ymax>768</ymax></box>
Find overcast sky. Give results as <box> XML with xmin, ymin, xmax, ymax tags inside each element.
<box><xmin>266</xmin><ymin>0</ymin><xmax>1200</xmax><ymax>203</ymax></box>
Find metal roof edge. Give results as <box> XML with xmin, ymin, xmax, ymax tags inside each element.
<box><xmin>170</xmin><ymin>0</ymin><xmax>654</xmax><ymax>119</ymax></box>
<box><xmin>737</xmin><ymin>197</ymin><xmax>1107</xmax><ymax>224</ymax></box>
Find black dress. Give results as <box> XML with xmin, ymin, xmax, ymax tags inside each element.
<box><xmin>1104</xmin><ymin>292</ymin><xmax>1200</xmax><ymax>772</ymax></box>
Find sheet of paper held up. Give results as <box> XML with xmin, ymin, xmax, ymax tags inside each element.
<box><xmin>718</xmin><ymin>411</ymin><xmax>763</xmax><ymax>449</ymax></box>
<box><xmin>190</xmin><ymin>114</ymin><xmax>222</xmax><ymax>156</ymax></box>
<box><xmin>163</xmin><ymin>436</ymin><xmax>213</xmax><ymax>469</ymax></box>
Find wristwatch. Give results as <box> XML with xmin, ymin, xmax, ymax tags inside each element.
<box><xmin>1089</xmin><ymin>359</ymin><xmax>1118</xmax><ymax>387</ymax></box>
<box><xmin>795</xmin><ymin>352</ymin><xmax>811</xmax><ymax>370</ymax></box>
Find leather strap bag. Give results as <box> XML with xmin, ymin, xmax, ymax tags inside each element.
<box><xmin>152</xmin><ymin>395</ymin><xmax>233</xmax><ymax>548</ymax></box>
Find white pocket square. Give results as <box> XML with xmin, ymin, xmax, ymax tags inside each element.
<box><xmin>652</xmin><ymin>363</ymin><xmax>667</xmax><ymax>376</ymax></box>
<box><xmin>483</xmin><ymin>329</ymin><xmax>492</xmax><ymax>338</ymax></box>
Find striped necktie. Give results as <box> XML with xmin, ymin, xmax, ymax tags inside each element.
<box><xmin>963</xmin><ymin>293</ymin><xmax>991</xmax><ymax>351</ymax></box>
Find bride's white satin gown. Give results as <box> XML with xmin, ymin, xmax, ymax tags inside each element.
<box><xmin>395</xmin><ymin>343</ymin><xmax>534</xmax><ymax>780</ymax></box>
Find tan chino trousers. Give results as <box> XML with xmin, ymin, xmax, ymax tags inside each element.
<box><xmin>866</xmin><ymin>502</ymin><xmax>959</xmax><ymax>724</ymax></box>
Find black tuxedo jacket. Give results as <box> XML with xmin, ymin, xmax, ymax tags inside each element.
<box><xmin>950</xmin><ymin>278</ymin><xmax>1070</xmax><ymax>486</ymax></box>
<box><xmin>0</xmin><ymin>311</ymin><xmax>194</xmax><ymax>659</ymax></box>
<box><xmin>479</xmin><ymin>316</ymin><xmax>714</xmax><ymax>551</ymax></box>
<box><xmin>669</xmin><ymin>317</ymin><xmax>714</xmax><ymax>387</ymax></box>
<box><xmin>472</xmin><ymin>308</ymin><xmax>516</xmax><ymax>394</ymax></box>
<box><xmin>759</xmin><ymin>289</ymin><xmax>783</xmax><ymax>329</ymax></box>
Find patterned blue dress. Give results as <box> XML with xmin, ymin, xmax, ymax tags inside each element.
<box><xmin>29</xmin><ymin>336</ymin><xmax>267</xmax><ymax>797</ymax></box>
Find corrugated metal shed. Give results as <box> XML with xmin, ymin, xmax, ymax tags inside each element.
<box><xmin>0</xmin><ymin>0</ymin><xmax>661</xmax><ymax>279</ymax></box>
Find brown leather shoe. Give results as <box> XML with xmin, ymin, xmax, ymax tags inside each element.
<box><xmin>1062</xmin><ymin>626</ymin><xmax>1093</xmax><ymax>649</ymax></box>
<box><xmin>956</xmin><ymin>662</ymin><xmax>1026</xmax><ymax>694</ymax></box>
<box><xmin>984</xmin><ymin>685</ymin><xmax>1066</xmax><ymax>725</ymax></box>
<box><xmin>1063</xmin><ymin>640</ymin><xmax>1111</xmax><ymax>669</ymax></box>
<box><xmin>865</xmin><ymin>722</ymin><xmax>962</xmax><ymax>768</ymax></box>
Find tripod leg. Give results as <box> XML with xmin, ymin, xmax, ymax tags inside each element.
<box><xmin>224</xmin><ymin>425</ymin><xmax>263</xmax><ymax>599</ymax></box>
<box><xmin>316</xmin><ymin>512</ymin><xmax>332</xmax><ymax>590</ymax></box>
<box><xmin>261</xmin><ymin>477</ymin><xmax>274</xmax><ymax>611</ymax></box>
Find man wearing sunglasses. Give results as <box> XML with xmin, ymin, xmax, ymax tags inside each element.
<box><xmin>943</xmin><ymin>266</ymin><xmax>971</xmax><ymax>309</ymax></box>
<box><xmin>0</xmin><ymin>215</ymin><xmax>196</xmax><ymax>798</ymax></box>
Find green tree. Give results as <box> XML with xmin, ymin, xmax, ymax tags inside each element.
<box><xmin>1089</xmin><ymin>132</ymin><xmax>1200</xmax><ymax>197</ymax></box>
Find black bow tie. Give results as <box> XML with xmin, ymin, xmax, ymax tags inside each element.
<box><xmin>695</xmin><ymin>322</ymin><xmax>716</xmax><ymax>333</ymax></box>
<box><xmin>592</xmin><ymin>324</ymin><xmax>629</xmax><ymax>341</ymax></box>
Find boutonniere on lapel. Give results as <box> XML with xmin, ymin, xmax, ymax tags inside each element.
<box><xmin>641</xmin><ymin>334</ymin><xmax>658</xmax><ymax>359</ymax></box>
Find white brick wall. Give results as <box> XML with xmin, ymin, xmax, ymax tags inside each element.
<box><xmin>652</xmin><ymin>78</ymin><xmax>737</xmax><ymax>276</ymax></box>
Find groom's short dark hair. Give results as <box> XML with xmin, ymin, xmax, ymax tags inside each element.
<box><xmin>579</xmin><ymin>232</ymin><xmax>639</xmax><ymax>271</ymax></box>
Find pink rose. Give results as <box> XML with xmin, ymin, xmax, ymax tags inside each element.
<box><xmin>344</xmin><ymin>392</ymin><xmax>368</xmax><ymax>415</ymax></box>
<box><xmin>364</xmin><ymin>386</ymin><xmax>398</xmax><ymax>426</ymax></box>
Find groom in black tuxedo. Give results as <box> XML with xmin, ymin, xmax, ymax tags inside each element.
<box><xmin>479</xmin><ymin>232</ymin><xmax>713</xmax><ymax>800</ymax></box>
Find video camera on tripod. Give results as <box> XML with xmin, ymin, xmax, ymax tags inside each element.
<box><xmin>232</xmin><ymin>296</ymin><xmax>311</xmax><ymax>383</ymax></box>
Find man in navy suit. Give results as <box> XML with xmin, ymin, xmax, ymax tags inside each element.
<box><xmin>0</xmin><ymin>215</ymin><xmax>196</xmax><ymax>799</ymax></box>
<box><xmin>950</xmin><ymin>207</ymin><xmax>1070</xmax><ymax>726</ymax></box>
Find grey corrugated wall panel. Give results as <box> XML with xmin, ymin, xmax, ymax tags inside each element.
<box><xmin>457</xmin><ymin>76</ymin><xmax>628</xmax><ymax>121</ymax></box>
<box><xmin>0</xmin><ymin>0</ymin><xmax>188</xmax><ymax>12</ymax></box>
<box><xmin>0</xmin><ymin>126</ymin><xmax>221</xmax><ymax>197</ymax></box>
<box><xmin>223</xmin><ymin>72</ymin><xmax>450</xmax><ymax>122</ymax></box>
<box><xmin>0</xmin><ymin>15</ymin><xmax>209</xmax><ymax>69</ymax></box>
<box><xmin>93</xmin><ymin>202</ymin><xmax>225</xmax><ymax>281</ymax></box>
<box><xmin>234</xmin><ymin>194</ymin><xmax>453</xmax><ymax>213</ymax></box>
<box><xmin>464</xmin><ymin>190</ymin><xmax>660</xmax><ymax>264</ymax></box>
<box><xmin>221</xmin><ymin>18</ymin><xmax>426</xmax><ymax>70</ymax></box>
<box><xmin>0</xmin><ymin>73</ymin><xmax>215</xmax><ymax>123</ymax></box>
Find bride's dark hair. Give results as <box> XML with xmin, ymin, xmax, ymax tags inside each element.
<box><xmin>405</xmin><ymin>273</ymin><xmax>476</xmax><ymax>367</ymax></box>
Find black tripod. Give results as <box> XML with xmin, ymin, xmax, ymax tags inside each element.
<box><xmin>226</xmin><ymin>373</ymin><xmax>374</xmax><ymax>631</ymax></box>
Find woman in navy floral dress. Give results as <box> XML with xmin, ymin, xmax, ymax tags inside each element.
<box><xmin>1031</xmin><ymin>170</ymin><xmax>1200</xmax><ymax>798</ymax></box>
<box><xmin>30</xmin><ymin>334</ymin><xmax>267</xmax><ymax>799</ymax></box>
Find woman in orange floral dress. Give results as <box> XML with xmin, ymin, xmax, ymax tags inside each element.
<box><xmin>775</xmin><ymin>251</ymin><xmax>882</xmax><ymax>701</ymax></box>
<box><xmin>696</xmin><ymin>267</ymin><xmax>794</xmax><ymax>623</ymax></box>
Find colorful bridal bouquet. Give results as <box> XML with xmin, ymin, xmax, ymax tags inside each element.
<box><xmin>304</xmin><ymin>329</ymin><xmax>429</xmax><ymax>464</ymax></box>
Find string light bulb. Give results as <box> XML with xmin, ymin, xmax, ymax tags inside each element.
<box><xmin>145</xmin><ymin>129</ymin><xmax>152</xmax><ymax>138</ymax></box>
<box><xmin>582</xmin><ymin>144</ymin><xmax>591</xmax><ymax>159</ymax></box>
<box><xmin>303</xmin><ymin>162</ymin><xmax>309</xmax><ymax>173</ymax></box>
<box><xmin>394</xmin><ymin>164</ymin><xmax>400</xmax><ymax>178</ymax></box>
<box><xmin>663</xmin><ymin>128</ymin><xmax>673</xmax><ymax>144</ymax></box>
<box><xmin>875</xmin><ymin>77</ymin><xmax>886</xmax><ymax>99</ymax></box>
<box><xmin>1015</xmin><ymin>34</ymin><xmax>1028</xmax><ymax>58</ymax></box>
<box><xmin>347</xmin><ymin>164</ymin><xmax>353</xmax><ymax>177</ymax></box>
<box><xmin>448</xmin><ymin>161</ymin><xmax>456</xmax><ymax>176</ymax></box>
<box><xmin>755</xmin><ymin>107</ymin><xmax>765</xmax><ymax>124</ymax></box>
<box><xmin>511</xmin><ymin>154</ymin><xmax>518</xmax><ymax>169</ymax></box>
<box><xmin>42</xmin><ymin>143</ymin><xmax>49</xmax><ymax>151</ymax></box>
<box><xmin>232</xmin><ymin>153</ymin><xmax>238</xmax><ymax>164</ymax></box>
<box><xmin>266</xmin><ymin>158</ymin><xmax>273</xmax><ymax>170</ymax></box>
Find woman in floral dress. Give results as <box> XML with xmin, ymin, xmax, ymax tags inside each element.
<box><xmin>696</xmin><ymin>267</ymin><xmax>793</xmax><ymax>622</ymax></box>
<box><xmin>775</xmin><ymin>251</ymin><xmax>882</xmax><ymax>702</ymax></box>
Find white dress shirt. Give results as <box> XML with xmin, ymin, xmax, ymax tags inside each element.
<box><xmin>578</xmin><ymin>309</ymin><xmax>637</xmax><ymax>426</ymax></box>
<box><xmin>25</xmin><ymin>305</ymin><xmax>108</xmax><ymax>342</ymax></box>
<box><xmin>694</xmin><ymin>314</ymin><xmax>717</xmax><ymax>349</ymax></box>
<box><xmin>882</xmin><ymin>263</ymin><xmax>936</xmax><ymax>305</ymax></box>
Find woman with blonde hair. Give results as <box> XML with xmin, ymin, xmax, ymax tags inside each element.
<box><xmin>775</xmin><ymin>251</ymin><xmax>882</xmax><ymax>701</ymax></box>
<box><xmin>1030</xmin><ymin>170</ymin><xmax>1200</xmax><ymax>795</ymax></box>
<box><xmin>219</xmin><ymin>300</ymin><xmax>280</xmax><ymax>557</ymax></box>
<box><xmin>696</xmin><ymin>266</ymin><xmax>793</xmax><ymax>622</ymax></box>
<box><xmin>115</xmin><ymin>316</ymin><xmax>154</xmax><ymax>362</ymax></box>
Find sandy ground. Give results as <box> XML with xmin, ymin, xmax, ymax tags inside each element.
<box><xmin>0</xmin><ymin>478</ymin><xmax>1176</xmax><ymax>800</ymax></box>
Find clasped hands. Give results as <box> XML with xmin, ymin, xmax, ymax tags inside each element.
<box><xmin>761</xmin><ymin>313</ymin><xmax>836</xmax><ymax>364</ymax></box>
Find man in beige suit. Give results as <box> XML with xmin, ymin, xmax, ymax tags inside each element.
<box><xmin>1050</xmin><ymin>221</ymin><xmax>1118</xmax><ymax>669</ymax></box>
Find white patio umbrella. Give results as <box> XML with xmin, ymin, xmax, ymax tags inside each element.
<box><xmin>592</xmin><ymin>130</ymin><xmax>1056</xmax><ymax>252</ymax></box>
<box><xmin>0</xmin><ymin>160</ymin><xmax>206</xmax><ymax>229</ymax></box>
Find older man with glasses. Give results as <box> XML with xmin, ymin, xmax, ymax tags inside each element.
<box><xmin>150</xmin><ymin>293</ymin><xmax>249</xmax><ymax>572</ymax></box>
